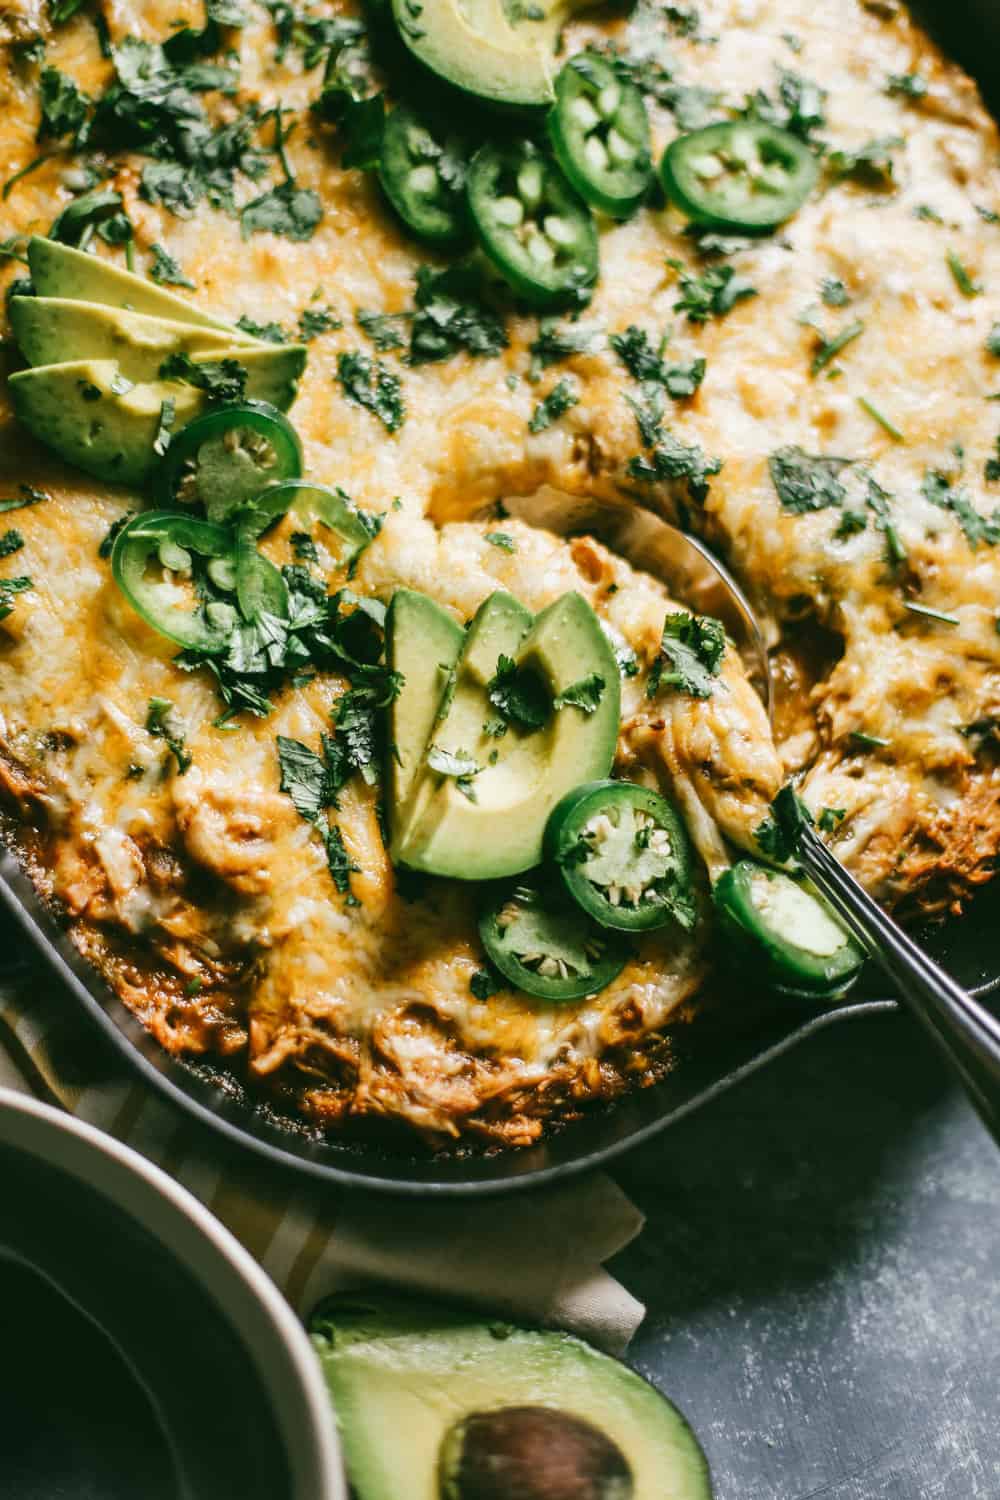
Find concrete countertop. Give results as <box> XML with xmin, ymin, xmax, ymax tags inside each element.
<box><xmin>611</xmin><ymin>1010</ymin><xmax>1000</xmax><ymax>1500</ymax></box>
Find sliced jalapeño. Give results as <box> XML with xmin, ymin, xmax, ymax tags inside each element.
<box><xmin>713</xmin><ymin>859</ymin><xmax>864</xmax><ymax>1000</ymax></box>
<box><xmin>661</xmin><ymin>120</ymin><xmax>818</xmax><ymax>232</ymax></box>
<box><xmin>548</xmin><ymin>54</ymin><xmax>652</xmax><ymax>220</ymax></box>
<box><xmin>378</xmin><ymin>105</ymin><xmax>471</xmax><ymax>247</ymax></box>
<box><xmin>466</xmin><ymin>141</ymin><xmax>598</xmax><ymax>309</ymax></box>
<box><xmin>479</xmin><ymin>880</ymin><xmax>628</xmax><ymax>1001</ymax></box>
<box><xmin>153</xmin><ymin>400</ymin><xmax>303</xmax><ymax>521</ymax></box>
<box><xmin>545</xmin><ymin>780</ymin><xmax>696</xmax><ymax>933</ymax></box>
<box><xmin>111</xmin><ymin>512</ymin><xmax>237</xmax><ymax>651</ymax></box>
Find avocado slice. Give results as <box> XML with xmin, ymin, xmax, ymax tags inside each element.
<box><xmin>390</xmin><ymin>589</ymin><xmax>532</xmax><ymax>867</ymax></box>
<box><xmin>309</xmin><ymin>1292</ymin><xmax>713</xmax><ymax>1500</ymax></box>
<box><xmin>395</xmin><ymin>590</ymin><xmax>620</xmax><ymax>880</ymax></box>
<box><xmin>8</xmin><ymin>346</ymin><xmax>305</xmax><ymax>487</ymax></box>
<box><xmin>9</xmin><ymin>298</ymin><xmax>283</xmax><ymax>381</ymax></box>
<box><xmin>386</xmin><ymin>589</ymin><xmax>466</xmax><ymax>847</ymax></box>
<box><xmin>392</xmin><ymin>0</ymin><xmax>568</xmax><ymax>107</ymax></box>
<box><xmin>26</xmin><ymin>237</ymin><xmax>260</xmax><ymax>341</ymax></box>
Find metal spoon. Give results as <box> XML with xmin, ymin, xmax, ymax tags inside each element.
<box><xmin>505</xmin><ymin>486</ymin><xmax>1000</xmax><ymax>1146</ymax></box>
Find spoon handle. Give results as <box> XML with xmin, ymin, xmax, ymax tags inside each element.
<box><xmin>796</xmin><ymin>825</ymin><xmax>1000</xmax><ymax>1146</ymax></box>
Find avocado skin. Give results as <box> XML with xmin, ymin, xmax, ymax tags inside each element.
<box><xmin>9</xmin><ymin>347</ymin><xmax>306</xmax><ymax>487</ymax></box>
<box><xmin>308</xmin><ymin>1291</ymin><xmax>713</xmax><ymax>1500</ymax></box>
<box><xmin>26</xmin><ymin>236</ymin><xmax>260</xmax><ymax>339</ymax></box>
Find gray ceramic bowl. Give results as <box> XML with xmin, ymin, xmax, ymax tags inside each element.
<box><xmin>0</xmin><ymin>1087</ymin><xmax>345</xmax><ymax>1500</ymax></box>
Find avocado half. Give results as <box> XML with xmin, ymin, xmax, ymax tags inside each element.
<box><xmin>309</xmin><ymin>1291</ymin><xmax>713</xmax><ymax>1500</ymax></box>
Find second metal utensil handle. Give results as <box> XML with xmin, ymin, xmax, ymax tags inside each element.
<box><xmin>798</xmin><ymin>827</ymin><xmax>1000</xmax><ymax>1146</ymax></box>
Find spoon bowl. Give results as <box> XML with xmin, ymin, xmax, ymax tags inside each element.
<box><xmin>502</xmin><ymin>486</ymin><xmax>774</xmax><ymax>717</ymax></box>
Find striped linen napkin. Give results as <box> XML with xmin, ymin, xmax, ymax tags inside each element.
<box><xmin>0</xmin><ymin>941</ymin><xmax>646</xmax><ymax>1355</ymax></box>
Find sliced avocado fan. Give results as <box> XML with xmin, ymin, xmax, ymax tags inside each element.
<box><xmin>309</xmin><ymin>1291</ymin><xmax>713</xmax><ymax>1500</ymax></box>
<box><xmin>9</xmin><ymin>347</ymin><xmax>305</xmax><ymax>487</ymax></box>
<box><xmin>9</xmin><ymin>240</ymin><xmax>306</xmax><ymax>486</ymax></box>
<box><xmin>391</xmin><ymin>588</ymin><xmax>620</xmax><ymax>880</ymax></box>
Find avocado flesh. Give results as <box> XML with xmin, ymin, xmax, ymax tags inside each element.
<box><xmin>386</xmin><ymin>588</ymin><xmax>466</xmax><ymax>848</ymax></box>
<box><xmin>27</xmin><ymin>237</ymin><xmax>261</xmax><ymax>341</ymax></box>
<box><xmin>397</xmin><ymin>590</ymin><xmax>620</xmax><ymax>880</ymax></box>
<box><xmin>309</xmin><ymin>1292</ymin><xmax>713</xmax><ymax>1500</ymax></box>
<box><xmin>391</xmin><ymin>589</ymin><xmax>532</xmax><ymax>869</ymax></box>
<box><xmin>9</xmin><ymin>347</ymin><xmax>305</xmax><ymax>486</ymax></box>
<box><xmin>9</xmin><ymin>298</ymin><xmax>292</xmax><ymax>383</ymax></box>
<box><xmin>392</xmin><ymin>0</ymin><xmax>568</xmax><ymax>106</ymax></box>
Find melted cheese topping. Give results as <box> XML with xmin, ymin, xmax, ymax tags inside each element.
<box><xmin>1</xmin><ymin>0</ymin><xmax>999</xmax><ymax>1141</ymax></box>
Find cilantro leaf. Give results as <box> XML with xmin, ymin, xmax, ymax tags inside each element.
<box><xmin>553</xmin><ymin>673</ymin><xmax>605</xmax><ymax>714</ymax></box>
<box><xmin>529</xmin><ymin>377</ymin><xmax>578</xmax><ymax>433</ymax></box>
<box><xmin>669</xmin><ymin>261</ymin><xmax>757</xmax><ymax>323</ymax></box>
<box><xmin>769</xmin><ymin>446</ymin><xmax>851</xmax><ymax>513</ymax></box>
<box><xmin>528</xmin><ymin>318</ymin><xmax>602</xmax><ymax>376</ymax></box>
<box><xmin>336</xmin><ymin>351</ymin><xmax>406</xmax><ymax>432</ymax></box>
<box><xmin>241</xmin><ymin>178</ymin><xmax>322</xmax><ymax>241</ymax></box>
<box><xmin>298</xmin><ymin>304</ymin><xmax>341</xmax><ymax>340</ymax></box>
<box><xmin>357</xmin><ymin>309</ymin><xmax>408</xmax><ymax>351</ymax></box>
<box><xmin>277</xmin><ymin>733</ymin><xmax>333</xmax><ymax>819</ymax></box>
<box><xmin>487</xmin><ymin>654</ymin><xmax>550</xmax><ymax>730</ymax></box>
<box><xmin>485</xmin><ymin>532</ymin><xmax>516</xmax><ymax>552</ymax></box>
<box><xmin>827</xmin><ymin>136</ymin><xmax>902</xmax><ymax>187</ymax></box>
<box><xmin>146</xmin><ymin>696</ymin><xmax>191</xmax><ymax>774</ymax></box>
<box><xmin>0</xmin><ymin>530</ymin><xmax>25</xmax><ymax>558</ymax></box>
<box><xmin>627</xmin><ymin>427</ymin><xmax>722</xmax><ymax>502</ymax></box>
<box><xmin>647</xmin><ymin>611</ymin><xmax>725</xmax><ymax>699</ymax></box>
<box><xmin>37</xmin><ymin>67</ymin><xmax>89</xmax><ymax>142</ymax></box>
<box><xmin>922</xmin><ymin>467</ymin><xmax>1000</xmax><ymax>548</ymax></box>
<box><xmin>409</xmin><ymin>265</ymin><xmax>507</xmax><ymax>366</ymax></box>
<box><xmin>149</xmin><ymin>243</ymin><xmax>195</xmax><ymax>287</ymax></box>
<box><xmin>236</xmin><ymin>314</ymin><xmax>288</xmax><ymax>342</ymax></box>
<box><xmin>158</xmin><ymin>352</ymin><xmax>247</xmax><ymax>404</ymax></box>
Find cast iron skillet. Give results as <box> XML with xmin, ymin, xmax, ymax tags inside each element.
<box><xmin>1</xmin><ymin>0</ymin><xmax>998</xmax><ymax>1196</ymax></box>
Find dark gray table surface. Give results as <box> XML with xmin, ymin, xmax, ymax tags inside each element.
<box><xmin>610</xmin><ymin>1009</ymin><xmax>1000</xmax><ymax>1500</ymax></box>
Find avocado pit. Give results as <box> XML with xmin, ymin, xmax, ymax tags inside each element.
<box><xmin>439</xmin><ymin>1404</ymin><xmax>634</xmax><ymax>1500</ymax></box>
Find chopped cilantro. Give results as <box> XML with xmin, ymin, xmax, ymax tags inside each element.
<box><xmin>769</xmin><ymin>446</ymin><xmax>851</xmax><ymax>513</ymax></box>
<box><xmin>0</xmin><ymin>485</ymin><xmax>49</xmax><ymax>515</ymax></box>
<box><xmin>298</xmin><ymin>304</ymin><xmax>341</xmax><ymax>340</ymax></box>
<box><xmin>902</xmin><ymin>600</ymin><xmax>959</xmax><ymax>627</ymax></box>
<box><xmin>149</xmin><ymin>243</ymin><xmax>195</xmax><ymax>287</ymax></box>
<box><xmin>827</xmin><ymin>136</ymin><xmax>902</xmax><ymax>186</ymax></box>
<box><xmin>0</xmin><ymin>530</ymin><xmax>25</xmax><ymax>559</ymax></box>
<box><xmin>743</xmin><ymin>68</ymin><xmax>826</xmax><ymax>140</ymax></box>
<box><xmin>153</xmin><ymin>397</ymin><xmax>176</xmax><ymax>457</ymax></box>
<box><xmin>146</xmin><ymin>697</ymin><xmax>191</xmax><ymax>774</ymax></box>
<box><xmin>291</xmin><ymin>531</ymin><xmax>319</xmax><ymax>562</ymax></box>
<box><xmin>946</xmin><ymin>250</ymin><xmax>982</xmax><ymax>298</ymax></box>
<box><xmin>921</xmin><ymin>466</ymin><xmax>1000</xmax><ymax>548</ymax></box>
<box><xmin>427</xmin><ymin>744</ymin><xmax>481</xmax><ymax>781</ymax></box>
<box><xmin>470</xmin><ymin>968</ymin><xmax>502</xmax><ymax>999</ymax></box>
<box><xmin>487</xmin><ymin>654</ymin><xmax>550</xmax><ymax>731</ymax></box>
<box><xmin>647</xmin><ymin>610</ymin><xmax>725</xmax><ymax>699</ymax></box>
<box><xmin>810</xmin><ymin>318</ymin><xmax>865</xmax><ymax>376</ymax></box>
<box><xmin>668</xmin><ymin>261</ymin><xmax>757</xmax><ymax>323</ymax></box>
<box><xmin>485</xmin><ymin>532</ymin><xmax>516</xmax><ymax>552</ymax></box>
<box><xmin>913</xmin><ymin>203</ymin><xmax>944</xmax><ymax>224</ymax></box>
<box><xmin>529</xmin><ymin>377</ymin><xmax>579</xmax><ymax>433</ymax></box>
<box><xmin>336</xmin><ymin>351</ymin><xmax>405</xmax><ymax>432</ymax></box>
<box><xmin>0</xmin><ymin>577</ymin><xmax>33</xmax><ymax>622</ymax></box>
<box><xmin>553</xmin><ymin>673</ymin><xmax>606</xmax><ymax>714</ymax></box>
<box><xmin>37</xmin><ymin>67</ymin><xmax>89</xmax><ymax>142</ymax></box>
<box><xmin>886</xmin><ymin>72</ymin><xmax>926</xmax><ymax>99</ymax></box>
<box><xmin>986</xmin><ymin>324</ymin><xmax>1000</xmax><ymax>358</ymax></box>
<box><xmin>528</xmin><ymin>318</ymin><xmax>602</xmax><ymax>376</ymax></box>
<box><xmin>158</xmin><ymin>352</ymin><xmax>247</xmax><ymax>404</ymax></box>
<box><xmin>820</xmin><ymin>277</ymin><xmax>849</xmax><ymax>307</ymax></box>
<box><xmin>627</xmin><ymin>400</ymin><xmax>722</xmax><ymax>502</ymax></box>
<box><xmin>241</xmin><ymin>177</ymin><xmax>323</xmax><ymax>241</ymax></box>
<box><xmin>818</xmin><ymin>807</ymin><xmax>846</xmax><ymax>832</ymax></box>
<box><xmin>277</xmin><ymin>733</ymin><xmax>334</xmax><ymax>819</ymax></box>
<box><xmin>857</xmin><ymin>396</ymin><xmax>904</xmax><ymax>441</ymax></box>
<box><xmin>356</xmin><ymin>309</ymin><xmax>408</xmax><ymax>351</ymax></box>
<box><xmin>236</xmin><ymin>314</ymin><xmax>288</xmax><ymax>342</ymax></box>
<box><xmin>409</xmin><ymin>265</ymin><xmax>507</xmax><ymax>366</ymax></box>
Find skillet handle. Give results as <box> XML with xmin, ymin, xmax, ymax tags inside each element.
<box><xmin>796</xmin><ymin>825</ymin><xmax>1000</xmax><ymax>1147</ymax></box>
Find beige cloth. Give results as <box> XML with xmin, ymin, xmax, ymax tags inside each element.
<box><xmin>0</xmin><ymin>957</ymin><xmax>646</xmax><ymax>1355</ymax></box>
